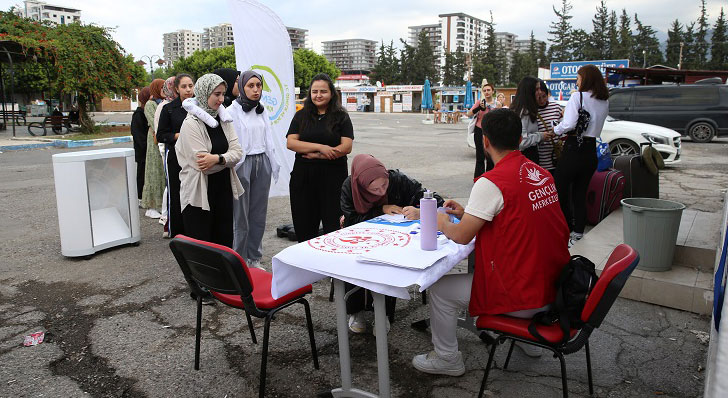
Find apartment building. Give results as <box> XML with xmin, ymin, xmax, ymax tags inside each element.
<box><xmin>202</xmin><ymin>23</ymin><xmax>234</xmax><ymax>50</ymax></box>
<box><xmin>322</xmin><ymin>39</ymin><xmax>377</xmax><ymax>73</ymax></box>
<box><xmin>14</xmin><ymin>0</ymin><xmax>80</xmax><ymax>25</ymax></box>
<box><xmin>163</xmin><ymin>30</ymin><xmax>202</xmax><ymax>65</ymax></box>
<box><xmin>287</xmin><ymin>27</ymin><xmax>308</xmax><ymax>51</ymax></box>
<box><xmin>407</xmin><ymin>24</ymin><xmax>442</xmax><ymax>76</ymax></box>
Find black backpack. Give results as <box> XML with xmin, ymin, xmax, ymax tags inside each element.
<box><xmin>528</xmin><ymin>255</ymin><xmax>598</xmax><ymax>345</ymax></box>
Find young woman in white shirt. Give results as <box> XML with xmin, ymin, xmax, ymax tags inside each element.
<box><xmin>553</xmin><ymin>64</ymin><xmax>610</xmax><ymax>246</ymax></box>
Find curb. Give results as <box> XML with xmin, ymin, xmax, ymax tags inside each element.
<box><xmin>0</xmin><ymin>136</ymin><xmax>131</xmax><ymax>151</ymax></box>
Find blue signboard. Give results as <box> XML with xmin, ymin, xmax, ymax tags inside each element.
<box><xmin>546</xmin><ymin>80</ymin><xmax>578</xmax><ymax>101</ymax></box>
<box><xmin>550</xmin><ymin>59</ymin><xmax>629</xmax><ymax>79</ymax></box>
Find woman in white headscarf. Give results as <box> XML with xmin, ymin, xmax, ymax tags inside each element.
<box><xmin>176</xmin><ymin>73</ymin><xmax>243</xmax><ymax>246</ymax></box>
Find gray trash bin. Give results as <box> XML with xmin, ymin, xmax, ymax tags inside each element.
<box><xmin>621</xmin><ymin>198</ymin><xmax>686</xmax><ymax>272</ymax></box>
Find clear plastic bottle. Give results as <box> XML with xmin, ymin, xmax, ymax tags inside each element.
<box><xmin>420</xmin><ymin>190</ymin><xmax>437</xmax><ymax>251</ymax></box>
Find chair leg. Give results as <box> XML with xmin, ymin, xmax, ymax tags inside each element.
<box><xmin>259</xmin><ymin>315</ymin><xmax>272</xmax><ymax>398</ymax></box>
<box><xmin>557</xmin><ymin>351</ymin><xmax>569</xmax><ymax>398</ymax></box>
<box><xmin>329</xmin><ymin>278</ymin><xmax>335</xmax><ymax>302</ymax></box>
<box><xmin>585</xmin><ymin>340</ymin><xmax>594</xmax><ymax>395</ymax></box>
<box><xmin>245</xmin><ymin>311</ymin><xmax>257</xmax><ymax>344</ymax></box>
<box><xmin>195</xmin><ymin>296</ymin><xmax>202</xmax><ymax>370</ymax></box>
<box><xmin>503</xmin><ymin>339</ymin><xmax>515</xmax><ymax>370</ymax></box>
<box><xmin>302</xmin><ymin>299</ymin><xmax>320</xmax><ymax>369</ymax></box>
<box><xmin>478</xmin><ymin>340</ymin><xmax>498</xmax><ymax>398</ymax></box>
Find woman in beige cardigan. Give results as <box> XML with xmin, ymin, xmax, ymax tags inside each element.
<box><xmin>176</xmin><ymin>73</ymin><xmax>243</xmax><ymax>246</ymax></box>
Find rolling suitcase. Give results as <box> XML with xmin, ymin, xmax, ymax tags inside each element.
<box><xmin>612</xmin><ymin>143</ymin><xmax>659</xmax><ymax>199</ymax></box>
<box><xmin>586</xmin><ymin>169</ymin><xmax>625</xmax><ymax>225</ymax></box>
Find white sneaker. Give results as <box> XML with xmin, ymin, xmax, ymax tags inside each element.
<box><xmin>348</xmin><ymin>312</ymin><xmax>367</xmax><ymax>334</ymax></box>
<box><xmin>412</xmin><ymin>350</ymin><xmax>465</xmax><ymax>376</ymax></box>
<box><xmin>158</xmin><ymin>216</ymin><xmax>167</xmax><ymax>225</ymax></box>
<box><xmin>247</xmin><ymin>259</ymin><xmax>264</xmax><ymax>270</ymax></box>
<box><xmin>372</xmin><ymin>317</ymin><xmax>391</xmax><ymax>336</ymax></box>
<box><xmin>145</xmin><ymin>209</ymin><xmax>162</xmax><ymax>219</ymax></box>
<box><xmin>568</xmin><ymin>232</ymin><xmax>583</xmax><ymax>248</ymax></box>
<box><xmin>515</xmin><ymin>341</ymin><xmax>543</xmax><ymax>358</ymax></box>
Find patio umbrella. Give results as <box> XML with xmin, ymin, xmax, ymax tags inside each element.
<box><xmin>421</xmin><ymin>79</ymin><xmax>433</xmax><ymax>110</ymax></box>
<box><xmin>464</xmin><ymin>80</ymin><xmax>474</xmax><ymax>109</ymax></box>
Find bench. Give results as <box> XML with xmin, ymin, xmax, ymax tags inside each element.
<box><xmin>0</xmin><ymin>110</ymin><xmax>27</xmax><ymax>126</ymax></box>
<box><xmin>27</xmin><ymin>115</ymin><xmax>81</xmax><ymax>136</ymax></box>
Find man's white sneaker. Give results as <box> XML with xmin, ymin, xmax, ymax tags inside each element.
<box><xmin>515</xmin><ymin>341</ymin><xmax>543</xmax><ymax>358</ymax></box>
<box><xmin>247</xmin><ymin>259</ymin><xmax>264</xmax><ymax>270</ymax></box>
<box><xmin>145</xmin><ymin>209</ymin><xmax>162</xmax><ymax>219</ymax></box>
<box><xmin>412</xmin><ymin>350</ymin><xmax>465</xmax><ymax>376</ymax></box>
<box><xmin>348</xmin><ymin>312</ymin><xmax>367</xmax><ymax>334</ymax></box>
<box><xmin>372</xmin><ymin>317</ymin><xmax>390</xmax><ymax>336</ymax></box>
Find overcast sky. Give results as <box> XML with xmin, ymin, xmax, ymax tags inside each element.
<box><xmin>4</xmin><ymin>0</ymin><xmax>725</xmax><ymax>62</ymax></box>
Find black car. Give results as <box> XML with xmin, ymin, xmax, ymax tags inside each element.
<box><xmin>609</xmin><ymin>83</ymin><xmax>728</xmax><ymax>143</ymax></box>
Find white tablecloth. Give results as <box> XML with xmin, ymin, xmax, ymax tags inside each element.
<box><xmin>271</xmin><ymin>220</ymin><xmax>475</xmax><ymax>299</ymax></box>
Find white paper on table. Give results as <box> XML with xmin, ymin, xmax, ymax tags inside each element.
<box><xmin>373</xmin><ymin>214</ymin><xmax>410</xmax><ymax>223</ymax></box>
<box><xmin>356</xmin><ymin>245</ymin><xmax>449</xmax><ymax>270</ymax></box>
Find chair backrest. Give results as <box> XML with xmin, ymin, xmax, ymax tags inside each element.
<box><xmin>580</xmin><ymin>244</ymin><xmax>639</xmax><ymax>328</ymax></box>
<box><xmin>169</xmin><ymin>235</ymin><xmax>255</xmax><ymax>299</ymax></box>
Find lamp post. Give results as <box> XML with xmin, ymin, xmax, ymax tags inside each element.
<box><xmin>136</xmin><ymin>55</ymin><xmax>165</xmax><ymax>79</ymax></box>
<box><xmin>642</xmin><ymin>50</ymin><xmax>647</xmax><ymax>69</ymax></box>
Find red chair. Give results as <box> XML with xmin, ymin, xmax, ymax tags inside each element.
<box><xmin>476</xmin><ymin>244</ymin><xmax>639</xmax><ymax>398</ymax></box>
<box><xmin>169</xmin><ymin>235</ymin><xmax>319</xmax><ymax>398</ymax></box>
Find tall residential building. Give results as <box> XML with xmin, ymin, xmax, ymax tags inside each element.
<box><xmin>514</xmin><ymin>38</ymin><xmax>546</xmax><ymax>55</ymax></box>
<box><xmin>14</xmin><ymin>0</ymin><xmax>80</xmax><ymax>25</ymax></box>
<box><xmin>287</xmin><ymin>27</ymin><xmax>308</xmax><ymax>51</ymax></box>
<box><xmin>438</xmin><ymin>12</ymin><xmax>489</xmax><ymax>81</ymax></box>
<box><xmin>408</xmin><ymin>24</ymin><xmax>442</xmax><ymax>76</ymax></box>
<box><xmin>202</xmin><ymin>23</ymin><xmax>234</xmax><ymax>50</ymax></box>
<box><xmin>322</xmin><ymin>39</ymin><xmax>377</xmax><ymax>73</ymax></box>
<box><xmin>163</xmin><ymin>30</ymin><xmax>202</xmax><ymax>65</ymax></box>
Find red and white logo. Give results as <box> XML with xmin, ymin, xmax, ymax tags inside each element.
<box><xmin>308</xmin><ymin>227</ymin><xmax>411</xmax><ymax>254</ymax></box>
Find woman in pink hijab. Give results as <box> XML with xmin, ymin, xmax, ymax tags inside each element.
<box><xmin>340</xmin><ymin>154</ymin><xmax>444</xmax><ymax>334</ymax></box>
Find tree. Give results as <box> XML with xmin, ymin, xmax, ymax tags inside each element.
<box><xmin>470</xmin><ymin>33</ymin><xmax>491</xmax><ymax>87</ymax></box>
<box><xmin>292</xmin><ymin>48</ymin><xmax>340</xmax><ymax>95</ymax></box>
<box><xmin>412</xmin><ymin>30</ymin><xmax>437</xmax><ymax>83</ymax></box>
<box><xmin>442</xmin><ymin>52</ymin><xmax>458</xmax><ymax>86</ymax></box>
<box><xmin>666</xmin><ymin>20</ymin><xmax>684</xmax><ymax>68</ymax></box>
<box><xmin>616</xmin><ymin>9</ymin><xmax>634</xmax><ymax>61</ymax></box>
<box><xmin>682</xmin><ymin>22</ymin><xmax>696</xmax><ymax>69</ymax></box>
<box><xmin>711</xmin><ymin>8</ymin><xmax>728</xmax><ymax>69</ymax></box>
<box><xmin>590</xmin><ymin>0</ymin><xmax>610</xmax><ymax>59</ymax></box>
<box><xmin>167</xmin><ymin>46</ymin><xmax>236</xmax><ymax>79</ymax></box>
<box><xmin>694</xmin><ymin>0</ymin><xmax>709</xmax><ymax>69</ymax></box>
<box><xmin>370</xmin><ymin>41</ymin><xmax>399</xmax><ymax>85</ymax></box>
<box><xmin>607</xmin><ymin>11</ymin><xmax>619</xmax><ymax>59</ymax></box>
<box><xmin>1</xmin><ymin>62</ymin><xmax>52</xmax><ymax>103</ymax></box>
<box><xmin>548</xmin><ymin>0</ymin><xmax>574</xmax><ymax>61</ymax></box>
<box><xmin>570</xmin><ymin>29</ymin><xmax>592</xmax><ymax>61</ymax></box>
<box><xmin>633</xmin><ymin>14</ymin><xmax>663</xmax><ymax>67</ymax></box>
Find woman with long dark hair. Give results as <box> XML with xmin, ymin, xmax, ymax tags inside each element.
<box><xmin>286</xmin><ymin>73</ymin><xmax>354</xmax><ymax>242</ymax></box>
<box><xmin>553</xmin><ymin>64</ymin><xmax>609</xmax><ymax>246</ymax></box>
<box><xmin>130</xmin><ymin>87</ymin><xmax>150</xmax><ymax>204</ymax></box>
<box><xmin>141</xmin><ymin>79</ymin><xmax>166</xmax><ymax>219</ymax></box>
<box><xmin>509</xmin><ymin>76</ymin><xmax>554</xmax><ymax>165</ymax></box>
<box><xmin>157</xmin><ymin>73</ymin><xmax>195</xmax><ymax>238</ymax></box>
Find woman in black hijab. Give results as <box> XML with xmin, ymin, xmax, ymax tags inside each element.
<box><xmin>213</xmin><ymin>68</ymin><xmax>241</xmax><ymax>107</ymax></box>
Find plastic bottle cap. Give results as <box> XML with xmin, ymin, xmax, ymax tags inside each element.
<box><xmin>423</xmin><ymin>190</ymin><xmax>434</xmax><ymax>199</ymax></box>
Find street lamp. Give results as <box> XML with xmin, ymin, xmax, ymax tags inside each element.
<box><xmin>642</xmin><ymin>50</ymin><xmax>647</xmax><ymax>69</ymax></box>
<box><xmin>137</xmin><ymin>55</ymin><xmax>166</xmax><ymax>77</ymax></box>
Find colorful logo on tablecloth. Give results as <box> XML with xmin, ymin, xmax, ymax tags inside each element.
<box><xmin>308</xmin><ymin>227</ymin><xmax>411</xmax><ymax>254</ymax></box>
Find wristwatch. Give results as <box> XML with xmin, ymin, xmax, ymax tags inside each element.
<box><xmin>218</xmin><ymin>154</ymin><xmax>225</xmax><ymax>165</ymax></box>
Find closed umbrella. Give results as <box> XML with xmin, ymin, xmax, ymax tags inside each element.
<box><xmin>422</xmin><ymin>79</ymin><xmax>433</xmax><ymax>110</ymax></box>
<box><xmin>464</xmin><ymin>80</ymin><xmax>474</xmax><ymax>109</ymax></box>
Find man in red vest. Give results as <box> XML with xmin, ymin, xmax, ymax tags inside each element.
<box><xmin>412</xmin><ymin>108</ymin><xmax>570</xmax><ymax>376</ymax></box>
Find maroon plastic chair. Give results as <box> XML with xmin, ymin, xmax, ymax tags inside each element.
<box><xmin>169</xmin><ymin>235</ymin><xmax>319</xmax><ymax>398</ymax></box>
<box><xmin>476</xmin><ymin>244</ymin><xmax>639</xmax><ymax>398</ymax></box>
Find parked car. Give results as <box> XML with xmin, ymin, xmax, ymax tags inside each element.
<box><xmin>608</xmin><ymin>83</ymin><xmax>728</xmax><ymax>143</ymax></box>
<box><xmin>466</xmin><ymin>110</ymin><xmax>682</xmax><ymax>164</ymax></box>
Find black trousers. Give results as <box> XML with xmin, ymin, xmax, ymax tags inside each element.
<box><xmin>181</xmin><ymin>199</ymin><xmax>234</xmax><ymax>247</ymax></box>
<box><xmin>289</xmin><ymin>160</ymin><xmax>348</xmax><ymax>243</ymax></box>
<box><xmin>555</xmin><ymin>136</ymin><xmax>597</xmax><ymax>234</ymax></box>
<box><xmin>473</xmin><ymin>126</ymin><xmax>494</xmax><ymax>178</ymax></box>
<box><xmin>345</xmin><ymin>283</ymin><xmax>397</xmax><ymax>319</ymax></box>
<box><xmin>166</xmin><ymin>147</ymin><xmax>185</xmax><ymax>238</ymax></box>
<box><xmin>135</xmin><ymin>161</ymin><xmax>145</xmax><ymax>200</ymax></box>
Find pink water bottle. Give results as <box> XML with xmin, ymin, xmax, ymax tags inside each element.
<box><xmin>420</xmin><ymin>190</ymin><xmax>437</xmax><ymax>251</ymax></box>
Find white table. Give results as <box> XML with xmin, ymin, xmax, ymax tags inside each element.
<box><xmin>272</xmin><ymin>219</ymin><xmax>474</xmax><ymax>397</ymax></box>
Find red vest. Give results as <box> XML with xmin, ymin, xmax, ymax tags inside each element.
<box><xmin>468</xmin><ymin>151</ymin><xmax>570</xmax><ymax>316</ymax></box>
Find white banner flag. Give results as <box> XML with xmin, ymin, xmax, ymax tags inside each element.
<box><xmin>227</xmin><ymin>0</ymin><xmax>295</xmax><ymax>197</ymax></box>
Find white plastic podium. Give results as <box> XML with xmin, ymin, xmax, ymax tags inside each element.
<box><xmin>52</xmin><ymin>148</ymin><xmax>141</xmax><ymax>257</ymax></box>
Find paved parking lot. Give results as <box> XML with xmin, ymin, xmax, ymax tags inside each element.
<box><xmin>0</xmin><ymin>112</ymin><xmax>723</xmax><ymax>397</ymax></box>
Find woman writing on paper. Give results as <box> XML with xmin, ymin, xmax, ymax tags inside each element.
<box><xmin>340</xmin><ymin>154</ymin><xmax>444</xmax><ymax>334</ymax></box>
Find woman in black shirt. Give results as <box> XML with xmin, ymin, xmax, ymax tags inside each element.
<box><xmin>286</xmin><ymin>73</ymin><xmax>354</xmax><ymax>242</ymax></box>
<box><xmin>157</xmin><ymin>73</ymin><xmax>194</xmax><ymax>238</ymax></box>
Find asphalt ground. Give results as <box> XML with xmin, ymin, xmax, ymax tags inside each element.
<box><xmin>0</xmin><ymin>112</ymin><xmax>724</xmax><ymax>397</ymax></box>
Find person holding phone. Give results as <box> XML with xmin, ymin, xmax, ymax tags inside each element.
<box><xmin>467</xmin><ymin>82</ymin><xmax>501</xmax><ymax>177</ymax></box>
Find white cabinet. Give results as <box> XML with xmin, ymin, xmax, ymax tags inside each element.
<box><xmin>52</xmin><ymin>148</ymin><xmax>141</xmax><ymax>257</ymax></box>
